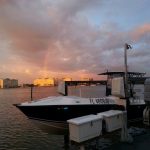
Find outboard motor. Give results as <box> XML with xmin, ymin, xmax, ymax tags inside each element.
<box><xmin>143</xmin><ymin>78</ymin><xmax>150</xmax><ymax>125</ymax></box>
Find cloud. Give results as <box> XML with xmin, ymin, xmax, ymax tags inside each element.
<box><xmin>0</xmin><ymin>0</ymin><xmax>150</xmax><ymax>82</ymax></box>
<box><xmin>131</xmin><ymin>24</ymin><xmax>150</xmax><ymax>43</ymax></box>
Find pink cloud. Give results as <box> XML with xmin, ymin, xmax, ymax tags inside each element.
<box><xmin>0</xmin><ymin>0</ymin><xmax>150</xmax><ymax>82</ymax></box>
<box><xmin>132</xmin><ymin>24</ymin><xmax>150</xmax><ymax>42</ymax></box>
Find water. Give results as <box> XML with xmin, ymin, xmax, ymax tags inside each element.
<box><xmin>0</xmin><ymin>87</ymin><xmax>149</xmax><ymax>150</ymax></box>
<box><xmin>0</xmin><ymin>87</ymin><xmax>64</xmax><ymax>150</ymax></box>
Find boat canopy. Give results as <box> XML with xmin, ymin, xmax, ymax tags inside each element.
<box><xmin>98</xmin><ymin>71</ymin><xmax>146</xmax><ymax>78</ymax></box>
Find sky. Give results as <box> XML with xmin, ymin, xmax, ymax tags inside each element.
<box><xmin>0</xmin><ymin>0</ymin><xmax>150</xmax><ymax>83</ymax></box>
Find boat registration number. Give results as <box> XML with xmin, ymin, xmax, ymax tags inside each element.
<box><xmin>89</xmin><ymin>98</ymin><xmax>111</xmax><ymax>104</ymax></box>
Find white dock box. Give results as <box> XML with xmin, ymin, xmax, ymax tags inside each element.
<box><xmin>67</xmin><ymin>114</ymin><xmax>103</xmax><ymax>143</ymax></box>
<box><xmin>97</xmin><ymin>110</ymin><xmax>123</xmax><ymax>132</ymax></box>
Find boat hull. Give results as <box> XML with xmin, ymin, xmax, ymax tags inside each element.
<box><xmin>15</xmin><ymin>104</ymin><xmax>124</xmax><ymax>121</ymax></box>
<box><xmin>15</xmin><ymin>104</ymin><xmax>146</xmax><ymax>134</ymax></box>
<box><xmin>30</xmin><ymin>118</ymin><xmax>68</xmax><ymax>135</ymax></box>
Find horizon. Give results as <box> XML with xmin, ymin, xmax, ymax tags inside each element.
<box><xmin>0</xmin><ymin>75</ymin><xmax>107</xmax><ymax>85</ymax></box>
<box><xmin>0</xmin><ymin>0</ymin><xmax>150</xmax><ymax>83</ymax></box>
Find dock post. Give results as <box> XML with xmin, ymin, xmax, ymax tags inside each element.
<box><xmin>29</xmin><ymin>84</ymin><xmax>34</xmax><ymax>101</ymax></box>
<box><xmin>121</xmin><ymin>111</ymin><xmax>133</xmax><ymax>143</ymax></box>
<box><xmin>79</xmin><ymin>87</ymin><xmax>82</xmax><ymax>97</ymax></box>
<box><xmin>80</xmin><ymin>144</ymin><xmax>85</xmax><ymax>150</ymax></box>
<box><xmin>65</xmin><ymin>82</ymin><xmax>68</xmax><ymax>96</ymax></box>
<box><xmin>31</xmin><ymin>85</ymin><xmax>33</xmax><ymax>101</ymax></box>
<box><xmin>63</xmin><ymin>134</ymin><xmax>69</xmax><ymax>148</ymax></box>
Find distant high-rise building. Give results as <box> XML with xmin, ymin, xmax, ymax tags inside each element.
<box><xmin>0</xmin><ymin>79</ymin><xmax>3</xmax><ymax>88</ymax></box>
<box><xmin>0</xmin><ymin>78</ymin><xmax>18</xmax><ymax>88</ymax></box>
<box><xmin>33</xmin><ymin>78</ymin><xmax>55</xmax><ymax>86</ymax></box>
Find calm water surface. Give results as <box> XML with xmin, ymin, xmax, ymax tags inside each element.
<box><xmin>0</xmin><ymin>87</ymin><xmax>65</xmax><ymax>150</ymax></box>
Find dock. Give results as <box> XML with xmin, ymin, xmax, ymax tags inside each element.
<box><xmin>66</xmin><ymin>110</ymin><xmax>134</xmax><ymax>150</ymax></box>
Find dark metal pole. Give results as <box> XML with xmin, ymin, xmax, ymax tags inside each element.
<box><xmin>121</xmin><ymin>44</ymin><xmax>133</xmax><ymax>142</ymax></box>
<box><xmin>30</xmin><ymin>84</ymin><xmax>34</xmax><ymax>101</ymax></box>
<box><xmin>124</xmin><ymin>44</ymin><xmax>128</xmax><ymax>101</ymax></box>
<box><xmin>124</xmin><ymin>43</ymin><xmax>132</xmax><ymax>110</ymax></box>
<box><xmin>31</xmin><ymin>86</ymin><xmax>33</xmax><ymax>101</ymax></box>
<box><xmin>65</xmin><ymin>82</ymin><xmax>68</xmax><ymax>96</ymax></box>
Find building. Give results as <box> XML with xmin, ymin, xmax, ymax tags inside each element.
<box><xmin>0</xmin><ymin>79</ymin><xmax>3</xmax><ymax>88</ymax></box>
<box><xmin>11</xmin><ymin>79</ymin><xmax>18</xmax><ymax>88</ymax></box>
<box><xmin>62</xmin><ymin>77</ymin><xmax>72</xmax><ymax>81</ymax></box>
<box><xmin>0</xmin><ymin>78</ymin><xmax>18</xmax><ymax>88</ymax></box>
<box><xmin>80</xmin><ymin>78</ymin><xmax>93</xmax><ymax>81</ymax></box>
<box><xmin>33</xmin><ymin>78</ymin><xmax>55</xmax><ymax>86</ymax></box>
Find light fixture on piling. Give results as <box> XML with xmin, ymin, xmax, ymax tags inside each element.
<box><xmin>125</xmin><ymin>43</ymin><xmax>132</xmax><ymax>50</ymax></box>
